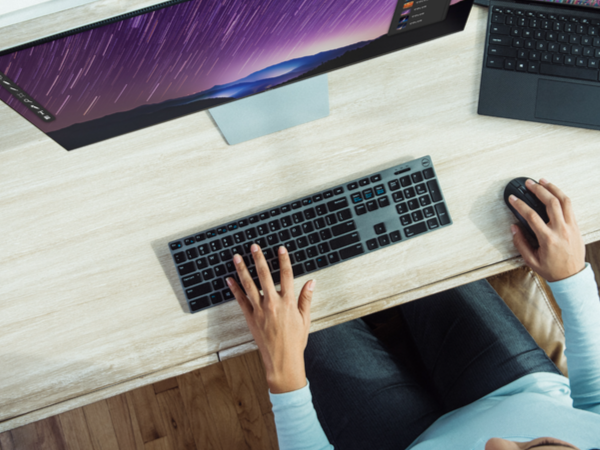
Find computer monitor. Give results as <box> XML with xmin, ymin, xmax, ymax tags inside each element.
<box><xmin>0</xmin><ymin>0</ymin><xmax>472</xmax><ymax>150</ymax></box>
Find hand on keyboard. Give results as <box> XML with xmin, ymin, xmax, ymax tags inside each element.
<box><xmin>509</xmin><ymin>179</ymin><xmax>585</xmax><ymax>282</ymax></box>
<box><xmin>227</xmin><ymin>244</ymin><xmax>316</xmax><ymax>393</ymax></box>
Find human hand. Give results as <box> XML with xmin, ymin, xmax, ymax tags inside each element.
<box><xmin>509</xmin><ymin>178</ymin><xmax>585</xmax><ymax>282</ymax></box>
<box><xmin>227</xmin><ymin>244</ymin><xmax>315</xmax><ymax>393</ymax></box>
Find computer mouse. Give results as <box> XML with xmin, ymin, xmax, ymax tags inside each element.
<box><xmin>503</xmin><ymin>177</ymin><xmax>550</xmax><ymax>245</ymax></box>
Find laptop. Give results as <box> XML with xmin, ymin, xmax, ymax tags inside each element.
<box><xmin>478</xmin><ymin>0</ymin><xmax>600</xmax><ymax>130</ymax></box>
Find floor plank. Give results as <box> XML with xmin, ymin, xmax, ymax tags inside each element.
<box><xmin>106</xmin><ymin>394</ymin><xmax>145</xmax><ymax>450</ymax></box>
<box><xmin>0</xmin><ymin>431</ymin><xmax>16</xmax><ymax>450</ymax></box>
<box><xmin>200</xmin><ymin>363</ymin><xmax>249</xmax><ymax>450</ymax></box>
<box><xmin>223</xmin><ymin>356</ymin><xmax>275</xmax><ymax>450</ymax></box>
<box><xmin>155</xmin><ymin>388</ymin><xmax>196</xmax><ymax>450</ymax></box>
<box><xmin>82</xmin><ymin>401</ymin><xmax>119</xmax><ymax>450</ymax></box>
<box><xmin>57</xmin><ymin>409</ymin><xmax>94</xmax><ymax>450</ymax></box>
<box><xmin>177</xmin><ymin>370</ymin><xmax>223</xmax><ymax>450</ymax></box>
<box><xmin>241</xmin><ymin>352</ymin><xmax>273</xmax><ymax>417</ymax></box>
<box><xmin>126</xmin><ymin>385</ymin><xmax>168</xmax><ymax>445</ymax></box>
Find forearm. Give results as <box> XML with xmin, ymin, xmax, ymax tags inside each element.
<box><xmin>548</xmin><ymin>263</ymin><xmax>600</xmax><ymax>413</ymax></box>
<box><xmin>270</xmin><ymin>381</ymin><xmax>334</xmax><ymax>450</ymax></box>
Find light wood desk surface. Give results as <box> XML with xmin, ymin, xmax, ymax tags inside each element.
<box><xmin>1</xmin><ymin>1</ymin><xmax>600</xmax><ymax>433</ymax></box>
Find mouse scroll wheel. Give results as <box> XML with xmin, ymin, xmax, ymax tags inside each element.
<box><xmin>518</xmin><ymin>186</ymin><xmax>527</xmax><ymax>195</ymax></box>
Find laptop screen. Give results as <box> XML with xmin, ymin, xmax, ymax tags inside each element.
<box><xmin>531</xmin><ymin>0</ymin><xmax>600</xmax><ymax>9</ymax></box>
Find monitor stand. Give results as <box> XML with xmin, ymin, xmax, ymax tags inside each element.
<box><xmin>208</xmin><ymin>74</ymin><xmax>329</xmax><ymax>145</ymax></box>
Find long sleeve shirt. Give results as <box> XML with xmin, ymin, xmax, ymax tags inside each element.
<box><xmin>269</xmin><ymin>263</ymin><xmax>600</xmax><ymax>450</ymax></box>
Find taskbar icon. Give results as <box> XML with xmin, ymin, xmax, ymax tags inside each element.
<box><xmin>0</xmin><ymin>72</ymin><xmax>55</xmax><ymax>123</ymax></box>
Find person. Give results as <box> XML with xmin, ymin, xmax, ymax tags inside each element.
<box><xmin>225</xmin><ymin>178</ymin><xmax>600</xmax><ymax>450</ymax></box>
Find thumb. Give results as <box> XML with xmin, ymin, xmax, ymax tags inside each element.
<box><xmin>298</xmin><ymin>279</ymin><xmax>316</xmax><ymax>317</ymax></box>
<box><xmin>511</xmin><ymin>225</ymin><xmax>539</xmax><ymax>270</ymax></box>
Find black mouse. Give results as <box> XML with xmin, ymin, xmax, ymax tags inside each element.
<box><xmin>504</xmin><ymin>177</ymin><xmax>550</xmax><ymax>245</ymax></box>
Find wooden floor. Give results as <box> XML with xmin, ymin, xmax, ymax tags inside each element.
<box><xmin>2</xmin><ymin>241</ymin><xmax>599</xmax><ymax>450</ymax></box>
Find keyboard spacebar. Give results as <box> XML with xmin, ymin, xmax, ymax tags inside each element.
<box><xmin>539</xmin><ymin>64</ymin><xmax>598</xmax><ymax>82</ymax></box>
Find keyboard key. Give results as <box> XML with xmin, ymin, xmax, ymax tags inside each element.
<box><xmin>170</xmin><ymin>241</ymin><xmax>183</xmax><ymax>250</ymax></box>
<box><xmin>423</xmin><ymin>207</ymin><xmax>435</xmax><ymax>218</ymax></box>
<box><xmin>404</xmin><ymin>187</ymin><xmax>416</xmax><ymax>199</ymax></box>
<box><xmin>328</xmin><ymin>198</ymin><xmax>349</xmax><ymax>212</ymax></box>
<box><xmin>392</xmin><ymin>192</ymin><xmax>404</xmax><ymax>202</ymax></box>
<box><xmin>427</xmin><ymin>218</ymin><xmax>440</xmax><ymax>229</ymax></box>
<box><xmin>304</xmin><ymin>260</ymin><xmax>316</xmax><ymax>272</ymax></box>
<box><xmin>269</xmin><ymin>220</ymin><xmax>281</xmax><ymax>232</ymax></box>
<box><xmin>281</xmin><ymin>215</ymin><xmax>293</xmax><ymax>227</ymax></box>
<box><xmin>396</xmin><ymin>202</ymin><xmax>408</xmax><ymax>215</ymax></box>
<box><xmin>378</xmin><ymin>235</ymin><xmax>390</xmax><ymax>246</ymax></box>
<box><xmin>348</xmin><ymin>182</ymin><xmax>358</xmax><ymax>190</ymax></box>
<box><xmin>412</xmin><ymin>210</ymin><xmax>424</xmax><ymax>222</ymax></box>
<box><xmin>285</xmin><ymin>241</ymin><xmax>297</xmax><ymax>252</ymax></box>
<box><xmin>374</xmin><ymin>223</ymin><xmax>386</xmax><ymax>235</ymax></box>
<box><xmin>334</xmin><ymin>187</ymin><xmax>344</xmax><ymax>195</ymax></box>
<box><xmin>404</xmin><ymin>222</ymin><xmax>428</xmax><ymax>237</ymax></box>
<box><xmin>293</xmin><ymin>264</ymin><xmax>306</xmax><ymax>276</ymax></box>
<box><xmin>316</xmin><ymin>204</ymin><xmax>328</xmax><ymax>216</ymax></box>
<box><xmin>340</xmin><ymin>244</ymin><xmax>365</xmax><ymax>260</ymax></box>
<box><xmin>435</xmin><ymin>203</ymin><xmax>451</xmax><ymax>225</ymax></box>
<box><xmin>320</xmin><ymin>229</ymin><xmax>332</xmax><ymax>240</ymax></box>
<box><xmin>307</xmin><ymin>246</ymin><xmax>319</xmax><ymax>258</ymax></box>
<box><xmin>332</xmin><ymin>221</ymin><xmax>357</xmax><ymax>236</ymax></box>
<box><xmin>419</xmin><ymin>195</ymin><xmax>432</xmax><ymax>207</ymax></box>
<box><xmin>367</xmin><ymin>238</ymin><xmax>378</xmax><ymax>250</ymax></box>
<box><xmin>292</xmin><ymin>212</ymin><xmax>305</xmax><ymax>224</ymax></box>
<box><xmin>178</xmin><ymin>262</ymin><xmax>196</xmax><ymax>276</ymax></box>
<box><xmin>423</xmin><ymin>168</ymin><xmax>434</xmax><ymax>179</ymax></box>
<box><xmin>313</xmin><ymin>194</ymin><xmax>323</xmax><ymax>202</ymax></box>
<box><xmin>363</xmin><ymin>189</ymin><xmax>374</xmax><ymax>200</ymax></box>
<box><xmin>389</xmin><ymin>180</ymin><xmax>400</xmax><ymax>191</ymax></box>
<box><xmin>278</xmin><ymin>229</ymin><xmax>291</xmax><ymax>241</ymax></box>
<box><xmin>390</xmin><ymin>231</ymin><xmax>402</xmax><ymax>242</ymax></box>
<box><xmin>323</xmin><ymin>190</ymin><xmax>333</xmax><ymax>199</ymax></box>
<box><xmin>337</xmin><ymin>209</ymin><xmax>352</xmax><ymax>221</ymax></box>
<box><xmin>426</xmin><ymin>180</ymin><xmax>443</xmax><ymax>202</ymax></box>
<box><xmin>308</xmin><ymin>232</ymin><xmax>320</xmax><ymax>245</ymax></box>
<box><xmin>400</xmin><ymin>214</ymin><xmax>412</xmax><ymax>226</ymax></box>
<box><xmin>378</xmin><ymin>196</ymin><xmax>390</xmax><ymax>208</ymax></box>
<box><xmin>314</xmin><ymin>217</ymin><xmax>326</xmax><ymax>229</ymax></box>
<box><xmin>182</xmin><ymin>272</ymin><xmax>203</xmax><ymax>288</ymax></box>
<box><xmin>316</xmin><ymin>256</ymin><xmax>329</xmax><ymax>267</ymax></box>
<box><xmin>407</xmin><ymin>200</ymin><xmax>419</xmax><ymax>210</ymax></box>
<box><xmin>325</xmin><ymin>214</ymin><xmax>338</xmax><ymax>226</ymax></box>
<box><xmin>366</xmin><ymin>200</ymin><xmax>378</xmax><ymax>211</ymax></box>
<box><xmin>281</xmin><ymin>205</ymin><xmax>291</xmax><ymax>213</ymax></box>
<box><xmin>302</xmin><ymin>198</ymin><xmax>313</xmax><ymax>206</ymax></box>
<box><xmin>189</xmin><ymin>297</ymin><xmax>210</xmax><ymax>312</ymax></box>
<box><xmin>212</xmin><ymin>278</ymin><xmax>225</xmax><ymax>290</ymax></box>
<box><xmin>196</xmin><ymin>257</ymin><xmax>208</xmax><ymax>270</ymax></box>
<box><xmin>302</xmin><ymin>222</ymin><xmax>314</xmax><ymax>233</ymax></box>
<box><xmin>208</xmin><ymin>254</ymin><xmax>220</xmax><ymax>265</ymax></box>
<box><xmin>330</xmin><ymin>232</ymin><xmax>361</xmax><ymax>250</ymax></box>
<box><xmin>352</xmin><ymin>193</ymin><xmax>364</xmax><ymax>203</ymax></box>
<box><xmin>539</xmin><ymin>62</ymin><xmax>598</xmax><ymax>81</ymax></box>
<box><xmin>202</xmin><ymin>268</ymin><xmax>215</xmax><ymax>280</ymax></box>
<box><xmin>295</xmin><ymin>250</ymin><xmax>307</xmax><ymax>261</ymax></box>
<box><xmin>355</xmin><ymin>204</ymin><xmax>367</xmax><ymax>215</ymax></box>
<box><xmin>296</xmin><ymin>237</ymin><xmax>309</xmax><ymax>248</ymax></box>
<box><xmin>305</xmin><ymin>208</ymin><xmax>316</xmax><ymax>220</ymax></box>
<box><xmin>174</xmin><ymin>252</ymin><xmax>186</xmax><ymax>264</ymax></box>
<box><xmin>184</xmin><ymin>238</ymin><xmax>195</xmax><ymax>245</ymax></box>
<box><xmin>223</xmin><ymin>289</ymin><xmax>234</xmax><ymax>300</ymax></box>
<box><xmin>411</xmin><ymin>172</ymin><xmax>423</xmax><ymax>183</ymax></box>
<box><xmin>370</xmin><ymin>175</ymin><xmax>382</xmax><ymax>182</ymax></box>
<box><xmin>186</xmin><ymin>282</ymin><xmax>212</xmax><ymax>300</ymax></box>
<box><xmin>318</xmin><ymin>242</ymin><xmax>330</xmax><ymax>254</ymax></box>
<box><xmin>328</xmin><ymin>252</ymin><xmax>340</xmax><ymax>264</ymax></box>
<box><xmin>217</xmin><ymin>226</ymin><xmax>228</xmax><ymax>235</ymax></box>
<box><xmin>359</xmin><ymin>178</ymin><xmax>370</xmax><ymax>186</ymax></box>
<box><xmin>210</xmin><ymin>292</ymin><xmax>223</xmax><ymax>304</ymax></box>
<box><xmin>400</xmin><ymin>176</ymin><xmax>412</xmax><ymax>187</ymax></box>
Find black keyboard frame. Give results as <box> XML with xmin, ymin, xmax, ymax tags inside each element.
<box><xmin>168</xmin><ymin>156</ymin><xmax>452</xmax><ymax>314</ymax></box>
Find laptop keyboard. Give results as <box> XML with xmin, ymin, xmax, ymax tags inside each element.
<box><xmin>486</xmin><ymin>5</ymin><xmax>600</xmax><ymax>82</ymax></box>
<box><xmin>168</xmin><ymin>156</ymin><xmax>452</xmax><ymax>314</ymax></box>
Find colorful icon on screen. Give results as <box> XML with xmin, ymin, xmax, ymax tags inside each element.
<box><xmin>403</xmin><ymin>2</ymin><xmax>414</xmax><ymax>8</ymax></box>
<box><xmin>401</xmin><ymin>8</ymin><xmax>411</xmax><ymax>15</ymax></box>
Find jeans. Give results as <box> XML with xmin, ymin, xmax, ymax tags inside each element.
<box><xmin>304</xmin><ymin>279</ymin><xmax>561</xmax><ymax>450</ymax></box>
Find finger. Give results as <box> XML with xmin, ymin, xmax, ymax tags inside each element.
<box><xmin>509</xmin><ymin>195</ymin><xmax>550</xmax><ymax>241</ymax></box>
<box><xmin>511</xmin><ymin>225</ymin><xmax>541</xmax><ymax>271</ymax></box>
<box><xmin>233</xmin><ymin>253</ymin><xmax>260</xmax><ymax>305</ymax></box>
<box><xmin>250</xmin><ymin>244</ymin><xmax>276</xmax><ymax>297</ymax></box>
<box><xmin>278</xmin><ymin>246</ymin><xmax>294</xmax><ymax>295</ymax></box>
<box><xmin>539</xmin><ymin>179</ymin><xmax>577</xmax><ymax>225</ymax></box>
<box><xmin>525</xmin><ymin>179</ymin><xmax>564</xmax><ymax>226</ymax></box>
<box><xmin>227</xmin><ymin>276</ymin><xmax>254</xmax><ymax>318</ymax></box>
<box><xmin>298</xmin><ymin>279</ymin><xmax>316</xmax><ymax>319</ymax></box>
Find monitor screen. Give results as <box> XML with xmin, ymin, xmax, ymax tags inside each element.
<box><xmin>0</xmin><ymin>0</ymin><xmax>470</xmax><ymax>150</ymax></box>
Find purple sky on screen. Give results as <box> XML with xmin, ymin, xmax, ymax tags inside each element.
<box><xmin>0</xmin><ymin>0</ymin><xmax>397</xmax><ymax>133</ymax></box>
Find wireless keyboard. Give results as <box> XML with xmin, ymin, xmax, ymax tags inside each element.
<box><xmin>169</xmin><ymin>156</ymin><xmax>452</xmax><ymax>313</ymax></box>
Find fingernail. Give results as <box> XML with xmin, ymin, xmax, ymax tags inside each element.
<box><xmin>233</xmin><ymin>254</ymin><xmax>242</xmax><ymax>264</ymax></box>
<box><xmin>308</xmin><ymin>279</ymin><xmax>316</xmax><ymax>291</ymax></box>
<box><xmin>509</xmin><ymin>194</ymin><xmax>517</xmax><ymax>202</ymax></box>
<box><xmin>226</xmin><ymin>277</ymin><xmax>233</xmax><ymax>286</ymax></box>
<box><xmin>525</xmin><ymin>179</ymin><xmax>534</xmax><ymax>186</ymax></box>
<box><xmin>279</xmin><ymin>246</ymin><xmax>287</xmax><ymax>254</ymax></box>
<box><xmin>510</xmin><ymin>224</ymin><xmax>517</xmax><ymax>236</ymax></box>
<box><xmin>251</xmin><ymin>244</ymin><xmax>259</xmax><ymax>253</ymax></box>
<box><xmin>540</xmin><ymin>178</ymin><xmax>548</xmax><ymax>185</ymax></box>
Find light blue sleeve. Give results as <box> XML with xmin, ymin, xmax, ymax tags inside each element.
<box><xmin>269</xmin><ymin>381</ymin><xmax>334</xmax><ymax>450</ymax></box>
<box><xmin>547</xmin><ymin>263</ymin><xmax>600</xmax><ymax>414</ymax></box>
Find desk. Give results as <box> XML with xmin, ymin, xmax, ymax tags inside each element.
<box><xmin>1</xmin><ymin>2</ymin><xmax>599</xmax><ymax>434</ymax></box>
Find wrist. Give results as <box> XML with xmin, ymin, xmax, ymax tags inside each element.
<box><xmin>267</xmin><ymin>365</ymin><xmax>307</xmax><ymax>394</ymax></box>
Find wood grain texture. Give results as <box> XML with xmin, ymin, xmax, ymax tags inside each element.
<box><xmin>199</xmin><ymin>364</ymin><xmax>248</xmax><ymax>450</ymax></box>
<box><xmin>106</xmin><ymin>394</ymin><xmax>144</xmax><ymax>450</ymax></box>
<box><xmin>222</xmin><ymin>356</ymin><xmax>274</xmax><ymax>450</ymax></box>
<box><xmin>126</xmin><ymin>386</ymin><xmax>168</xmax><ymax>445</ymax></box>
<box><xmin>82</xmin><ymin>401</ymin><xmax>119</xmax><ymax>450</ymax></box>
<box><xmin>155</xmin><ymin>388</ymin><xmax>196</xmax><ymax>450</ymax></box>
<box><xmin>2</xmin><ymin>2</ymin><xmax>600</xmax><ymax>432</ymax></box>
<box><xmin>176</xmin><ymin>370</ymin><xmax>223</xmax><ymax>450</ymax></box>
<box><xmin>57</xmin><ymin>409</ymin><xmax>94</xmax><ymax>450</ymax></box>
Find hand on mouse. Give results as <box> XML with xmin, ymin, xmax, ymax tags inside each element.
<box><xmin>509</xmin><ymin>178</ymin><xmax>585</xmax><ymax>282</ymax></box>
<box><xmin>227</xmin><ymin>244</ymin><xmax>315</xmax><ymax>394</ymax></box>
